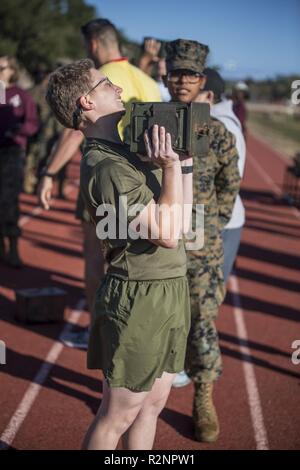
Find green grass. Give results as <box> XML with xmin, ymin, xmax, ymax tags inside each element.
<box><xmin>248</xmin><ymin>111</ymin><xmax>300</xmax><ymax>145</ymax></box>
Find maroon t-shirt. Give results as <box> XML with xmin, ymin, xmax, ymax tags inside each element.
<box><xmin>0</xmin><ymin>85</ymin><xmax>39</xmax><ymax>150</ymax></box>
<box><xmin>233</xmin><ymin>101</ymin><xmax>247</xmax><ymax>135</ymax></box>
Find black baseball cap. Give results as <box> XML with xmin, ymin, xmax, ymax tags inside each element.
<box><xmin>203</xmin><ymin>68</ymin><xmax>225</xmax><ymax>98</ymax></box>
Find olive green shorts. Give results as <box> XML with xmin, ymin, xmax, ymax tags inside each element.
<box><xmin>87</xmin><ymin>275</ymin><xmax>191</xmax><ymax>392</ymax></box>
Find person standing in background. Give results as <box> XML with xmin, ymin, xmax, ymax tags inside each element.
<box><xmin>0</xmin><ymin>56</ymin><xmax>39</xmax><ymax>267</ymax></box>
<box><xmin>25</xmin><ymin>63</ymin><xmax>65</xmax><ymax>196</ymax></box>
<box><xmin>164</xmin><ymin>40</ymin><xmax>240</xmax><ymax>442</ymax></box>
<box><xmin>232</xmin><ymin>81</ymin><xmax>249</xmax><ymax>138</ymax></box>
<box><xmin>202</xmin><ymin>68</ymin><xmax>246</xmax><ymax>281</ymax></box>
<box><xmin>139</xmin><ymin>37</ymin><xmax>171</xmax><ymax>102</ymax></box>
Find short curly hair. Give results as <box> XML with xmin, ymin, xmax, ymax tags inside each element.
<box><xmin>46</xmin><ymin>58</ymin><xmax>94</xmax><ymax>129</ymax></box>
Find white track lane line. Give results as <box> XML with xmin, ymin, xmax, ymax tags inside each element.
<box><xmin>231</xmin><ymin>140</ymin><xmax>296</xmax><ymax>449</ymax></box>
<box><xmin>0</xmin><ymin>297</ymin><xmax>86</xmax><ymax>450</ymax></box>
<box><xmin>247</xmin><ymin>151</ymin><xmax>300</xmax><ymax>220</ymax></box>
<box><xmin>229</xmin><ymin>275</ymin><xmax>269</xmax><ymax>450</ymax></box>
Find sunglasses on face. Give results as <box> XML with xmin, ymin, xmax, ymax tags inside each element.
<box><xmin>166</xmin><ymin>70</ymin><xmax>203</xmax><ymax>84</ymax></box>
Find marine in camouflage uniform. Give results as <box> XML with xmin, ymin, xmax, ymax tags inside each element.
<box><xmin>0</xmin><ymin>146</ymin><xmax>25</xmax><ymax>239</ymax></box>
<box><xmin>165</xmin><ymin>39</ymin><xmax>240</xmax><ymax>442</ymax></box>
<box><xmin>185</xmin><ymin>118</ymin><xmax>240</xmax><ymax>384</ymax></box>
<box><xmin>25</xmin><ymin>68</ymin><xmax>64</xmax><ymax>194</ymax></box>
<box><xmin>0</xmin><ymin>56</ymin><xmax>39</xmax><ymax>267</ymax></box>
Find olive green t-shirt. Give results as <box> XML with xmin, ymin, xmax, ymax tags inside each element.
<box><xmin>80</xmin><ymin>138</ymin><xmax>187</xmax><ymax>281</ymax></box>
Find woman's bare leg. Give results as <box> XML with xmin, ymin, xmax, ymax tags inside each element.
<box><xmin>122</xmin><ymin>372</ymin><xmax>175</xmax><ymax>450</ymax></box>
<box><xmin>82</xmin><ymin>379</ymin><xmax>148</xmax><ymax>450</ymax></box>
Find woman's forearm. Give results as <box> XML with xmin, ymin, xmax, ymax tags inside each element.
<box><xmin>156</xmin><ymin>161</ymin><xmax>183</xmax><ymax>241</ymax></box>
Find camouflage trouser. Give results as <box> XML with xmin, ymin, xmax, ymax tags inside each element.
<box><xmin>23</xmin><ymin>147</ymin><xmax>38</xmax><ymax>193</ymax></box>
<box><xmin>0</xmin><ymin>146</ymin><xmax>25</xmax><ymax>238</ymax></box>
<box><xmin>185</xmin><ymin>255</ymin><xmax>226</xmax><ymax>384</ymax></box>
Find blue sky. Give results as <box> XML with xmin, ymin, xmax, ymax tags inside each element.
<box><xmin>87</xmin><ymin>0</ymin><xmax>300</xmax><ymax>79</ymax></box>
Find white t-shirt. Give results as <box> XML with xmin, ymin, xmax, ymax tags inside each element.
<box><xmin>157</xmin><ymin>79</ymin><xmax>171</xmax><ymax>102</ymax></box>
<box><xmin>211</xmin><ymin>99</ymin><xmax>246</xmax><ymax>229</ymax></box>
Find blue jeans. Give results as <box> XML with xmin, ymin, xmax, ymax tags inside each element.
<box><xmin>221</xmin><ymin>227</ymin><xmax>243</xmax><ymax>282</ymax></box>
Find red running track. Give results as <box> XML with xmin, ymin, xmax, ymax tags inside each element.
<box><xmin>0</xmin><ymin>134</ymin><xmax>299</xmax><ymax>450</ymax></box>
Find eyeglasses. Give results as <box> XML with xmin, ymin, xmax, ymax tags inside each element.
<box><xmin>166</xmin><ymin>71</ymin><xmax>203</xmax><ymax>84</ymax></box>
<box><xmin>84</xmin><ymin>76</ymin><xmax>114</xmax><ymax>96</ymax></box>
<box><xmin>73</xmin><ymin>76</ymin><xmax>114</xmax><ymax>129</ymax></box>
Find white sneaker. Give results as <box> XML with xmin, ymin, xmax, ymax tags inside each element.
<box><xmin>172</xmin><ymin>370</ymin><xmax>191</xmax><ymax>388</ymax></box>
<box><xmin>61</xmin><ymin>328</ymin><xmax>89</xmax><ymax>350</ymax></box>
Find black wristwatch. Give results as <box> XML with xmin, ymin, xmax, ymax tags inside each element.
<box><xmin>181</xmin><ymin>165</ymin><xmax>193</xmax><ymax>174</ymax></box>
<box><xmin>40</xmin><ymin>167</ymin><xmax>56</xmax><ymax>179</ymax></box>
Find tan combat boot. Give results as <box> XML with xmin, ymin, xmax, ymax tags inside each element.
<box><xmin>193</xmin><ymin>382</ymin><xmax>219</xmax><ymax>442</ymax></box>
